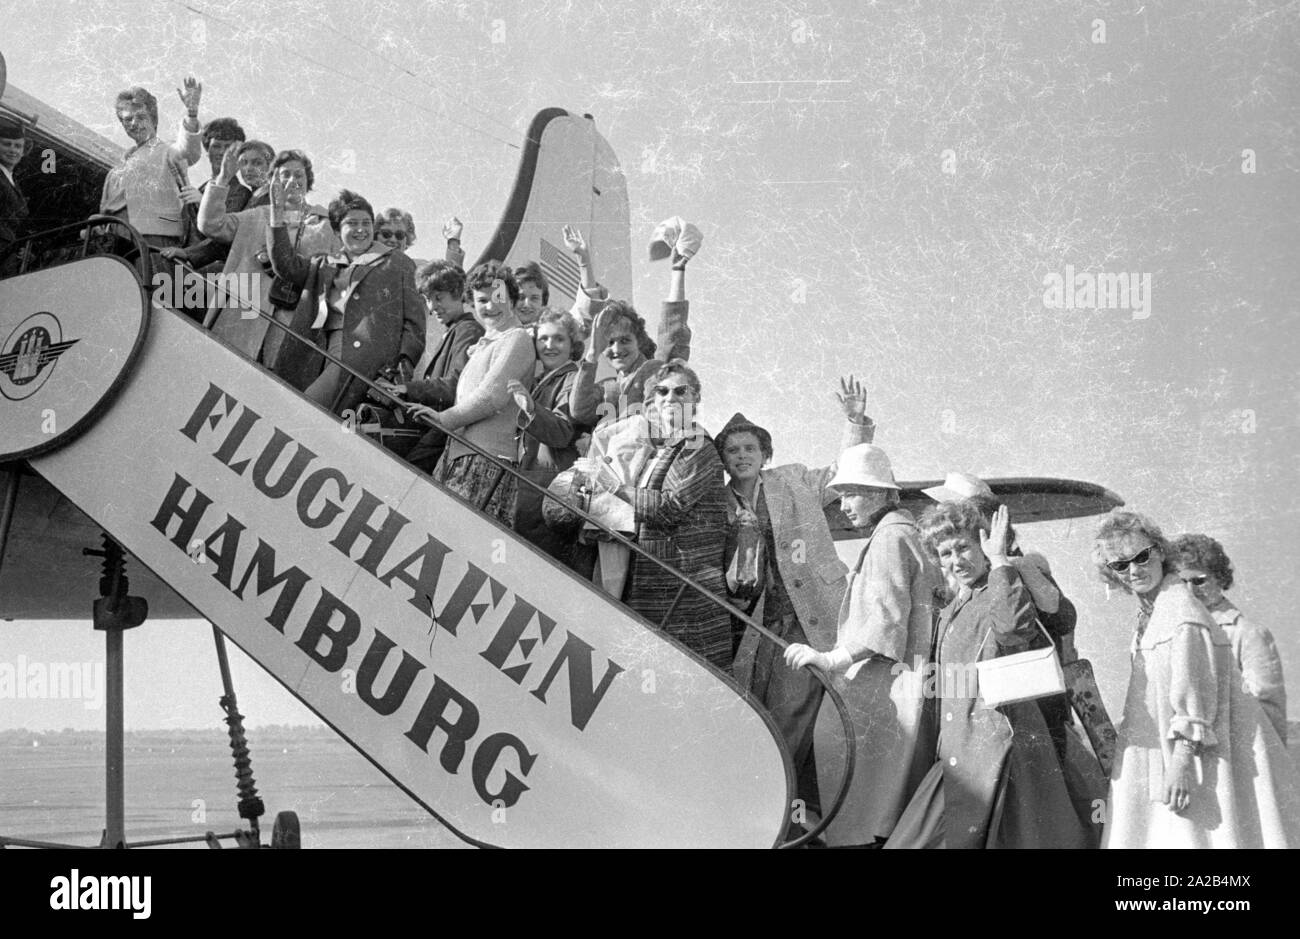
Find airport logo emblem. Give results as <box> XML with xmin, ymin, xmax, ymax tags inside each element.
<box><xmin>0</xmin><ymin>311</ymin><xmax>79</xmax><ymax>401</ymax></box>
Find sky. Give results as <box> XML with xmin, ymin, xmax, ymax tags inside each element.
<box><xmin>1</xmin><ymin>0</ymin><xmax>1297</xmax><ymax>736</ymax></box>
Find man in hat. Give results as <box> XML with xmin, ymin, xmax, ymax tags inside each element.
<box><xmin>784</xmin><ymin>443</ymin><xmax>941</xmax><ymax>847</ymax></box>
<box><xmin>0</xmin><ymin>116</ymin><xmax>29</xmax><ymax>272</ymax></box>
<box><xmin>715</xmin><ymin>377</ymin><xmax>875</xmax><ymax>837</ymax></box>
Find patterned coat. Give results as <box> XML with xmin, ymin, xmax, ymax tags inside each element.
<box><xmin>928</xmin><ymin>564</ymin><xmax>1093</xmax><ymax>848</ymax></box>
<box><xmin>624</xmin><ymin>430</ymin><xmax>733</xmax><ymax>669</ymax></box>
<box><xmin>1104</xmin><ymin>576</ymin><xmax>1300</xmax><ymax>848</ymax></box>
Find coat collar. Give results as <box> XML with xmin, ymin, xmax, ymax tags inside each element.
<box><xmin>1137</xmin><ymin>574</ymin><xmax>1222</xmax><ymax>650</ymax></box>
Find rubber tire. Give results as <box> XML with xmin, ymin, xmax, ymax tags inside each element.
<box><xmin>270</xmin><ymin>811</ymin><xmax>301</xmax><ymax>849</ymax></box>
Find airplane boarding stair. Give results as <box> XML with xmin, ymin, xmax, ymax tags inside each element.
<box><xmin>0</xmin><ymin>223</ymin><xmax>821</xmax><ymax>848</ymax></box>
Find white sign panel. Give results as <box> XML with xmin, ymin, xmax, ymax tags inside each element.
<box><xmin>27</xmin><ymin>272</ymin><xmax>792</xmax><ymax>848</ymax></box>
<box><xmin>0</xmin><ymin>256</ymin><xmax>148</xmax><ymax>460</ymax></box>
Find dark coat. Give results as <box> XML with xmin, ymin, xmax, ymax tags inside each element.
<box><xmin>624</xmin><ymin>430</ymin><xmax>733</xmax><ymax>670</ymax></box>
<box><xmin>514</xmin><ymin>360</ymin><xmax>586</xmax><ymax>558</ymax></box>
<box><xmin>269</xmin><ymin>225</ymin><xmax>425</xmax><ymax>415</ymax></box>
<box><xmin>0</xmin><ymin>167</ymin><xmax>29</xmax><ymax>255</ymax></box>
<box><xmin>930</xmin><ymin>565</ymin><xmax>1092</xmax><ymax>848</ymax></box>
<box><xmin>403</xmin><ymin>312</ymin><xmax>485</xmax><ymax>472</ymax></box>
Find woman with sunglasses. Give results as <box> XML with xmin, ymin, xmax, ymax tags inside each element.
<box><xmin>1171</xmin><ymin>534</ymin><xmax>1286</xmax><ymax>743</ymax></box>
<box><xmin>1094</xmin><ymin>510</ymin><xmax>1300</xmax><ymax>848</ymax></box>
<box><xmin>588</xmin><ymin>361</ymin><xmax>733</xmax><ymax>669</ymax></box>
<box><xmin>373</xmin><ymin>208</ymin><xmax>416</xmax><ymax>254</ymax></box>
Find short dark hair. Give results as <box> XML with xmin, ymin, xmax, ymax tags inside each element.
<box><xmin>716</xmin><ymin>424</ymin><xmax>773</xmax><ymax>463</ymax></box>
<box><xmin>236</xmin><ymin>139</ymin><xmax>275</xmax><ymax>164</ymax></box>
<box><xmin>515</xmin><ymin>261</ymin><xmax>549</xmax><ymax>305</ymax></box>
<box><xmin>416</xmin><ymin>259</ymin><xmax>467</xmax><ymax>300</ymax></box>
<box><xmin>114</xmin><ymin>86</ymin><xmax>158</xmax><ymax>125</ymax></box>
<box><xmin>1171</xmin><ymin>533</ymin><xmax>1235</xmax><ymax>591</ymax></box>
<box><xmin>602</xmin><ymin>300</ymin><xmax>656</xmax><ymax>359</ymax></box>
<box><xmin>201</xmin><ymin>117</ymin><xmax>245</xmax><ymax>150</ymax></box>
<box><xmin>272</xmin><ymin>149</ymin><xmax>315</xmax><ymax>192</ymax></box>
<box><xmin>466</xmin><ymin>260</ymin><xmax>520</xmax><ymax>305</ymax></box>
<box><xmin>327</xmin><ymin>189</ymin><xmax>375</xmax><ymax>232</ymax></box>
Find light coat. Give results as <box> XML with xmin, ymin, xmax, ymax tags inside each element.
<box><xmin>812</xmin><ymin>509</ymin><xmax>942</xmax><ymax>845</ymax></box>
<box><xmin>1104</xmin><ymin>576</ymin><xmax>1300</xmax><ymax>848</ymax></box>
<box><xmin>197</xmin><ymin>184</ymin><xmax>339</xmax><ymax>364</ymax></box>
<box><xmin>100</xmin><ymin>123</ymin><xmax>202</xmax><ymax>239</ymax></box>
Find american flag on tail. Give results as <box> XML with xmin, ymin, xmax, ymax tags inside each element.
<box><xmin>538</xmin><ymin>238</ymin><xmax>582</xmax><ymax>300</ymax></box>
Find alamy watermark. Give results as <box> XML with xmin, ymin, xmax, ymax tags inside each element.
<box><xmin>1043</xmin><ymin>265</ymin><xmax>1151</xmax><ymax>319</ymax></box>
<box><xmin>0</xmin><ymin>657</ymin><xmax>105</xmax><ymax>709</ymax></box>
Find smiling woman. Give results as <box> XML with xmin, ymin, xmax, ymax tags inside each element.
<box><xmin>884</xmin><ymin>498</ymin><xmax>1093</xmax><ymax>849</ymax></box>
<box><xmin>266</xmin><ymin>185</ymin><xmax>426</xmax><ymax>417</ymax></box>
<box><xmin>1094</xmin><ymin>509</ymin><xmax>1300</xmax><ymax>848</ymax></box>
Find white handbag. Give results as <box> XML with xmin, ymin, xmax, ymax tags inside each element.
<box><xmin>974</xmin><ymin>620</ymin><xmax>1065</xmax><ymax>708</ymax></box>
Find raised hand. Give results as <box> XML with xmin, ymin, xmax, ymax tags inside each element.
<box><xmin>217</xmin><ymin>143</ymin><xmax>240</xmax><ymax>185</ymax></box>
<box><xmin>267</xmin><ymin>175</ymin><xmax>287</xmax><ymax>226</ymax></box>
<box><xmin>442</xmin><ymin>216</ymin><xmax>463</xmax><ymax>241</ymax></box>
<box><xmin>586</xmin><ymin>306</ymin><xmax>614</xmax><ymax>363</ymax></box>
<box><xmin>836</xmin><ymin>374</ymin><xmax>868</xmax><ymax>423</ymax></box>
<box><xmin>979</xmin><ymin>504</ymin><xmax>1011</xmax><ymax>561</ymax></box>
<box><xmin>177</xmin><ymin>76</ymin><xmax>202</xmax><ymax>114</ymax></box>
<box><xmin>562</xmin><ymin>224</ymin><xmax>589</xmax><ymax>264</ymax></box>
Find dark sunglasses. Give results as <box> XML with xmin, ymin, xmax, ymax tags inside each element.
<box><xmin>653</xmin><ymin>385</ymin><xmax>694</xmax><ymax>398</ymax></box>
<box><xmin>1106</xmin><ymin>546</ymin><xmax>1154</xmax><ymax>572</ymax></box>
<box><xmin>375</xmin><ymin>229</ymin><xmax>406</xmax><ymax>241</ymax></box>
<box><xmin>1182</xmin><ymin>574</ymin><xmax>1209</xmax><ymax>586</ymax></box>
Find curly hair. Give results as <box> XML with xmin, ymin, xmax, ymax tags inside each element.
<box><xmin>535</xmin><ymin>308</ymin><xmax>585</xmax><ymax>360</ymax></box>
<box><xmin>601</xmin><ymin>300</ymin><xmax>657</xmax><ymax>360</ymax></box>
<box><xmin>327</xmin><ymin>189</ymin><xmax>375</xmax><ymax>232</ymax></box>
<box><xmin>1091</xmin><ymin>508</ymin><xmax>1175</xmax><ymax>588</ymax></box>
<box><xmin>918</xmin><ymin>499</ymin><xmax>987</xmax><ymax>555</ymax></box>
<box><xmin>416</xmin><ymin>259</ymin><xmax>466</xmax><ymax>300</ymax></box>
<box><xmin>272</xmin><ymin>149</ymin><xmax>316</xmax><ymax>192</ymax></box>
<box><xmin>1170</xmin><ymin>533</ymin><xmax>1234</xmax><ymax>591</ymax></box>
<box><xmin>114</xmin><ymin>86</ymin><xmax>159</xmax><ymax>126</ymax></box>
<box><xmin>377</xmin><ymin>207</ymin><xmax>416</xmax><ymax>246</ymax></box>
<box><xmin>466</xmin><ymin>260</ymin><xmax>520</xmax><ymax>305</ymax></box>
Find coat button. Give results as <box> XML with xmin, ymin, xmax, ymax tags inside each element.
<box><xmin>948</xmin><ymin>756</ymin><xmax>957</xmax><ymax>767</ymax></box>
<box><xmin>353</xmin><ymin>340</ymin><xmax>361</xmax><ymax>348</ymax></box>
<box><xmin>945</xmin><ymin>712</ymin><xmax>953</xmax><ymax>721</ymax></box>
<box><xmin>793</xmin><ymin>579</ymin><xmax>803</xmax><ymax>588</ymax></box>
<box><xmin>809</xmin><ymin>617</ymin><xmax>818</xmax><ymax>627</ymax></box>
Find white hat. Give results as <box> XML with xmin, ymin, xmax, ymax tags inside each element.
<box><xmin>649</xmin><ymin>216</ymin><xmax>704</xmax><ymax>262</ymax></box>
<box><xmin>922</xmin><ymin>471</ymin><xmax>994</xmax><ymax>503</ymax></box>
<box><xmin>828</xmin><ymin>444</ymin><xmax>900</xmax><ymax>491</ymax></box>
